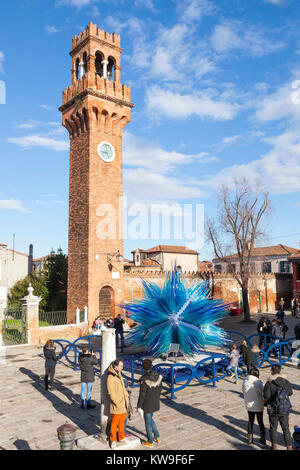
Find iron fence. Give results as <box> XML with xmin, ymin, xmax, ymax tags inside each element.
<box><xmin>39</xmin><ymin>311</ymin><xmax>67</xmax><ymax>327</ymax></box>
<box><xmin>2</xmin><ymin>307</ymin><xmax>26</xmax><ymax>345</ymax></box>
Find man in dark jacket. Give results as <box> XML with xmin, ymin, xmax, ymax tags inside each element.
<box><xmin>78</xmin><ymin>345</ymin><xmax>99</xmax><ymax>409</ymax></box>
<box><xmin>114</xmin><ymin>314</ymin><xmax>125</xmax><ymax>351</ymax></box>
<box><xmin>137</xmin><ymin>359</ymin><xmax>163</xmax><ymax>448</ymax></box>
<box><xmin>263</xmin><ymin>364</ymin><xmax>293</xmax><ymax>450</ymax></box>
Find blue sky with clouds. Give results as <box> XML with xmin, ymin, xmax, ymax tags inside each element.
<box><xmin>0</xmin><ymin>0</ymin><xmax>300</xmax><ymax>261</ymax></box>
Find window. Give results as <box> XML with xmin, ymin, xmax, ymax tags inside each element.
<box><xmin>262</xmin><ymin>262</ymin><xmax>271</xmax><ymax>273</ymax></box>
<box><xmin>279</xmin><ymin>261</ymin><xmax>290</xmax><ymax>273</ymax></box>
<box><xmin>214</xmin><ymin>264</ymin><xmax>222</xmax><ymax>273</ymax></box>
<box><xmin>227</xmin><ymin>264</ymin><xmax>235</xmax><ymax>273</ymax></box>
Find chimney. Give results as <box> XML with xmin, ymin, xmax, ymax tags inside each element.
<box><xmin>28</xmin><ymin>244</ymin><xmax>33</xmax><ymax>276</ymax></box>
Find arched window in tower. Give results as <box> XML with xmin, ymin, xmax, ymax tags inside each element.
<box><xmin>83</xmin><ymin>52</ymin><xmax>87</xmax><ymax>74</ymax></box>
<box><xmin>75</xmin><ymin>58</ymin><xmax>80</xmax><ymax>80</ymax></box>
<box><xmin>95</xmin><ymin>51</ymin><xmax>104</xmax><ymax>76</ymax></box>
<box><xmin>107</xmin><ymin>56</ymin><xmax>116</xmax><ymax>81</ymax></box>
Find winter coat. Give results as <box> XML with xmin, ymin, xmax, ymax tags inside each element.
<box><xmin>278</xmin><ymin>321</ymin><xmax>288</xmax><ymax>339</ymax></box>
<box><xmin>276</xmin><ymin>310</ymin><xmax>285</xmax><ymax>322</ymax></box>
<box><xmin>137</xmin><ymin>369</ymin><xmax>163</xmax><ymax>414</ymax></box>
<box><xmin>228</xmin><ymin>349</ymin><xmax>240</xmax><ymax>367</ymax></box>
<box><xmin>240</xmin><ymin>344</ymin><xmax>253</xmax><ymax>366</ymax></box>
<box><xmin>107</xmin><ymin>364</ymin><xmax>129</xmax><ymax>415</ymax></box>
<box><xmin>114</xmin><ymin>317</ymin><xmax>125</xmax><ymax>333</ymax></box>
<box><xmin>242</xmin><ymin>374</ymin><xmax>264</xmax><ymax>412</ymax></box>
<box><xmin>78</xmin><ymin>353</ymin><xmax>98</xmax><ymax>383</ymax></box>
<box><xmin>263</xmin><ymin>374</ymin><xmax>293</xmax><ymax>414</ymax></box>
<box><xmin>44</xmin><ymin>347</ymin><xmax>58</xmax><ymax>369</ymax></box>
<box><xmin>251</xmin><ymin>352</ymin><xmax>261</xmax><ymax>369</ymax></box>
<box><xmin>271</xmin><ymin>324</ymin><xmax>281</xmax><ymax>338</ymax></box>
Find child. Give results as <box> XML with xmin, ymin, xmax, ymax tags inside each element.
<box><xmin>43</xmin><ymin>339</ymin><xmax>58</xmax><ymax>391</ymax></box>
<box><xmin>227</xmin><ymin>344</ymin><xmax>240</xmax><ymax>384</ymax></box>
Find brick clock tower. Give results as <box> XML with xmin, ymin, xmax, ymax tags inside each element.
<box><xmin>59</xmin><ymin>22</ymin><xmax>133</xmax><ymax>323</ymax></box>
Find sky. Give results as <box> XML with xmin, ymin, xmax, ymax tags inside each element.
<box><xmin>0</xmin><ymin>0</ymin><xmax>300</xmax><ymax>262</ymax></box>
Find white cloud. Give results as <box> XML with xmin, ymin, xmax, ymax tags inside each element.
<box><xmin>211</xmin><ymin>20</ymin><xmax>285</xmax><ymax>57</ymax></box>
<box><xmin>123</xmin><ymin>131</ymin><xmax>217</xmax><ymax>173</ymax></box>
<box><xmin>45</xmin><ymin>25</ymin><xmax>60</xmax><ymax>34</ymax></box>
<box><xmin>0</xmin><ymin>199</ymin><xmax>28</xmax><ymax>213</ymax></box>
<box><xmin>146</xmin><ymin>86</ymin><xmax>239</xmax><ymax>121</ymax></box>
<box><xmin>7</xmin><ymin>135</ymin><xmax>69</xmax><ymax>152</ymax></box>
<box><xmin>125</xmin><ymin>168</ymin><xmax>205</xmax><ymax>201</ymax></box>
<box><xmin>134</xmin><ymin>0</ymin><xmax>156</xmax><ymax>12</ymax></box>
<box><xmin>198</xmin><ymin>126</ymin><xmax>300</xmax><ymax>196</ymax></box>
<box><xmin>56</xmin><ymin>0</ymin><xmax>95</xmax><ymax>6</ymax></box>
<box><xmin>40</xmin><ymin>104</ymin><xmax>55</xmax><ymax>111</ymax></box>
<box><xmin>265</xmin><ymin>0</ymin><xmax>283</xmax><ymax>4</ymax></box>
<box><xmin>177</xmin><ymin>0</ymin><xmax>215</xmax><ymax>24</ymax></box>
<box><xmin>255</xmin><ymin>80</ymin><xmax>300</xmax><ymax>123</ymax></box>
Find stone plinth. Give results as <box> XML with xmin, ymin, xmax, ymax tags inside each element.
<box><xmin>76</xmin><ymin>434</ymin><xmax>140</xmax><ymax>451</ymax></box>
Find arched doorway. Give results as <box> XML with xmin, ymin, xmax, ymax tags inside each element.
<box><xmin>99</xmin><ymin>286</ymin><xmax>115</xmax><ymax>319</ymax></box>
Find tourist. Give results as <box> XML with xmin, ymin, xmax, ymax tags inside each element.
<box><xmin>270</xmin><ymin>320</ymin><xmax>281</xmax><ymax>358</ymax></box>
<box><xmin>226</xmin><ymin>344</ymin><xmax>240</xmax><ymax>384</ymax></box>
<box><xmin>137</xmin><ymin>358</ymin><xmax>163</xmax><ymax>448</ymax></box>
<box><xmin>242</xmin><ymin>367</ymin><xmax>266</xmax><ymax>445</ymax></box>
<box><xmin>278</xmin><ymin>319</ymin><xmax>289</xmax><ymax>355</ymax></box>
<box><xmin>43</xmin><ymin>339</ymin><xmax>59</xmax><ymax>391</ymax></box>
<box><xmin>276</xmin><ymin>309</ymin><xmax>285</xmax><ymax>323</ymax></box>
<box><xmin>257</xmin><ymin>316</ymin><xmax>271</xmax><ymax>350</ymax></box>
<box><xmin>251</xmin><ymin>345</ymin><xmax>261</xmax><ymax>369</ymax></box>
<box><xmin>78</xmin><ymin>345</ymin><xmax>98</xmax><ymax>409</ymax></box>
<box><xmin>107</xmin><ymin>358</ymin><xmax>129</xmax><ymax>450</ymax></box>
<box><xmin>278</xmin><ymin>297</ymin><xmax>285</xmax><ymax>311</ymax></box>
<box><xmin>114</xmin><ymin>314</ymin><xmax>125</xmax><ymax>351</ymax></box>
<box><xmin>263</xmin><ymin>364</ymin><xmax>293</xmax><ymax>450</ymax></box>
<box><xmin>240</xmin><ymin>340</ymin><xmax>253</xmax><ymax>374</ymax></box>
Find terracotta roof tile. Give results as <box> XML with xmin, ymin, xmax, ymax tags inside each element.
<box><xmin>133</xmin><ymin>244</ymin><xmax>198</xmax><ymax>255</ymax></box>
<box><xmin>223</xmin><ymin>244</ymin><xmax>298</xmax><ymax>260</ymax></box>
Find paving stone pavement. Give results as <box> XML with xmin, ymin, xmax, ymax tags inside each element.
<box><xmin>0</xmin><ymin>312</ymin><xmax>299</xmax><ymax>451</ymax></box>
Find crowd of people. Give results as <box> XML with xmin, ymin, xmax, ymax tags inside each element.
<box><xmin>42</xmin><ymin>307</ymin><xmax>300</xmax><ymax>450</ymax></box>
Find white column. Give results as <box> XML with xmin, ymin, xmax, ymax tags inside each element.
<box><xmin>99</xmin><ymin>327</ymin><xmax>116</xmax><ymax>441</ymax></box>
<box><xmin>79</xmin><ymin>61</ymin><xmax>84</xmax><ymax>79</ymax></box>
<box><xmin>101</xmin><ymin>60</ymin><xmax>109</xmax><ymax>79</ymax></box>
<box><xmin>84</xmin><ymin>306</ymin><xmax>88</xmax><ymax>323</ymax></box>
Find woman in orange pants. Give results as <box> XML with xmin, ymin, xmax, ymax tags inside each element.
<box><xmin>107</xmin><ymin>359</ymin><xmax>129</xmax><ymax>449</ymax></box>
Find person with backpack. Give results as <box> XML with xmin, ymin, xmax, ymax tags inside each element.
<box><xmin>137</xmin><ymin>358</ymin><xmax>163</xmax><ymax>448</ymax></box>
<box><xmin>242</xmin><ymin>367</ymin><xmax>266</xmax><ymax>445</ymax></box>
<box><xmin>78</xmin><ymin>345</ymin><xmax>99</xmax><ymax>409</ymax></box>
<box><xmin>278</xmin><ymin>319</ymin><xmax>289</xmax><ymax>356</ymax></box>
<box><xmin>114</xmin><ymin>314</ymin><xmax>125</xmax><ymax>352</ymax></box>
<box><xmin>263</xmin><ymin>364</ymin><xmax>293</xmax><ymax>450</ymax></box>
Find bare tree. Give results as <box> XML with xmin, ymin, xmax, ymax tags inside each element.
<box><xmin>207</xmin><ymin>178</ymin><xmax>272</xmax><ymax>322</ymax></box>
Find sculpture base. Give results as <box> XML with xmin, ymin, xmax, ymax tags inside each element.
<box><xmin>76</xmin><ymin>434</ymin><xmax>141</xmax><ymax>451</ymax></box>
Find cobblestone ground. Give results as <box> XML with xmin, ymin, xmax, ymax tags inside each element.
<box><xmin>0</xmin><ymin>312</ymin><xmax>299</xmax><ymax>450</ymax></box>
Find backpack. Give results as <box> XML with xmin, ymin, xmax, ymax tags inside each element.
<box><xmin>267</xmin><ymin>386</ymin><xmax>292</xmax><ymax>414</ymax></box>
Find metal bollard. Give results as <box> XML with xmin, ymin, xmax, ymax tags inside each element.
<box><xmin>57</xmin><ymin>421</ymin><xmax>77</xmax><ymax>450</ymax></box>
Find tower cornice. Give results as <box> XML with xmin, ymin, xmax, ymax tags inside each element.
<box><xmin>59</xmin><ymin>88</ymin><xmax>134</xmax><ymax>114</ymax></box>
<box><xmin>70</xmin><ymin>36</ymin><xmax>123</xmax><ymax>57</ymax></box>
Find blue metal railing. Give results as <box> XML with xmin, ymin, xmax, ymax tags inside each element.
<box><xmin>52</xmin><ymin>331</ymin><xmax>299</xmax><ymax>400</ymax></box>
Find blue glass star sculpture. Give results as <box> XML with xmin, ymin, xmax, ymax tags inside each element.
<box><xmin>120</xmin><ymin>266</ymin><xmax>230</xmax><ymax>356</ymax></box>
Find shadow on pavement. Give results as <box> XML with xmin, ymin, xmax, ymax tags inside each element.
<box><xmin>19</xmin><ymin>367</ymin><xmax>99</xmax><ymax>436</ymax></box>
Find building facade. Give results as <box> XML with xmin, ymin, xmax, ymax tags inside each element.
<box><xmin>0</xmin><ymin>244</ymin><xmax>30</xmax><ymax>308</ymax></box>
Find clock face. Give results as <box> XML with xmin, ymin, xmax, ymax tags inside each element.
<box><xmin>97</xmin><ymin>141</ymin><xmax>115</xmax><ymax>163</ymax></box>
